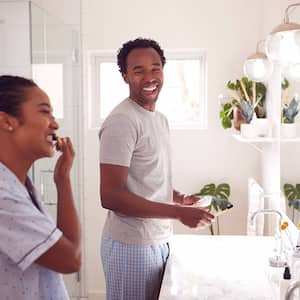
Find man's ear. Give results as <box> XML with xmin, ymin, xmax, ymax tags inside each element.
<box><xmin>0</xmin><ymin>112</ymin><xmax>17</xmax><ymax>132</ymax></box>
<box><xmin>122</xmin><ymin>73</ymin><xmax>129</xmax><ymax>84</ymax></box>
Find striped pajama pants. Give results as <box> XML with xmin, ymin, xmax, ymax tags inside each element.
<box><xmin>101</xmin><ymin>235</ymin><xmax>170</xmax><ymax>300</ymax></box>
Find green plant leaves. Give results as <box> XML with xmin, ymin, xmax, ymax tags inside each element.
<box><xmin>219</xmin><ymin>102</ymin><xmax>234</xmax><ymax>129</ymax></box>
<box><xmin>196</xmin><ymin>183</ymin><xmax>231</xmax><ymax>212</ymax></box>
<box><xmin>282</xmin><ymin>78</ymin><xmax>290</xmax><ymax>90</ymax></box>
<box><xmin>220</xmin><ymin>77</ymin><xmax>267</xmax><ymax>129</ymax></box>
<box><xmin>216</xmin><ymin>183</ymin><xmax>230</xmax><ymax>199</ymax></box>
<box><xmin>283</xmin><ymin>183</ymin><xmax>300</xmax><ymax>209</ymax></box>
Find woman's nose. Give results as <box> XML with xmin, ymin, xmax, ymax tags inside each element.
<box><xmin>51</xmin><ymin>117</ymin><xmax>59</xmax><ymax>130</ymax></box>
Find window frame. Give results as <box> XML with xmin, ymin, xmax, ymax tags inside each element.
<box><xmin>88</xmin><ymin>49</ymin><xmax>207</xmax><ymax>129</ymax></box>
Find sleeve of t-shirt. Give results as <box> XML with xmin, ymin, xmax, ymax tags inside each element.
<box><xmin>99</xmin><ymin>114</ymin><xmax>137</xmax><ymax>167</ymax></box>
<box><xmin>0</xmin><ymin>190</ymin><xmax>62</xmax><ymax>271</ymax></box>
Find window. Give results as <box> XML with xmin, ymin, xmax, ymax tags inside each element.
<box><xmin>32</xmin><ymin>63</ymin><xmax>64</xmax><ymax>119</ymax></box>
<box><xmin>89</xmin><ymin>50</ymin><xmax>207</xmax><ymax>129</ymax></box>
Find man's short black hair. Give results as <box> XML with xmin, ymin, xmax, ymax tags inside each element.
<box><xmin>117</xmin><ymin>38</ymin><xmax>166</xmax><ymax>74</ymax></box>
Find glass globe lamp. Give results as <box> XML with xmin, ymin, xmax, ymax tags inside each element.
<box><xmin>265</xmin><ymin>3</ymin><xmax>300</xmax><ymax>65</ymax></box>
<box><xmin>266</xmin><ymin>23</ymin><xmax>300</xmax><ymax>65</ymax></box>
<box><xmin>243</xmin><ymin>52</ymin><xmax>273</xmax><ymax>82</ymax></box>
<box><xmin>282</xmin><ymin>63</ymin><xmax>300</xmax><ymax>82</ymax></box>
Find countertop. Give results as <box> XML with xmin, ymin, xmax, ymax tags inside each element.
<box><xmin>159</xmin><ymin>235</ymin><xmax>282</xmax><ymax>300</ymax></box>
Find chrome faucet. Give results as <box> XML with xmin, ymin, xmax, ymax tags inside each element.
<box><xmin>250</xmin><ymin>209</ymin><xmax>283</xmax><ymax>234</ymax></box>
<box><xmin>285</xmin><ymin>280</ymin><xmax>300</xmax><ymax>300</ymax></box>
<box><xmin>251</xmin><ymin>209</ymin><xmax>285</xmax><ymax>267</ymax></box>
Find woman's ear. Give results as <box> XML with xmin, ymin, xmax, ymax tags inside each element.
<box><xmin>0</xmin><ymin>112</ymin><xmax>16</xmax><ymax>132</ymax></box>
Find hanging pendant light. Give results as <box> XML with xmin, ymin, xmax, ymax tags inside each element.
<box><xmin>265</xmin><ymin>3</ymin><xmax>300</xmax><ymax>65</ymax></box>
<box><xmin>243</xmin><ymin>40</ymin><xmax>273</xmax><ymax>82</ymax></box>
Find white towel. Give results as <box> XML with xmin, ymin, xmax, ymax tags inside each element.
<box><xmin>247</xmin><ymin>177</ymin><xmax>265</xmax><ymax>235</ymax></box>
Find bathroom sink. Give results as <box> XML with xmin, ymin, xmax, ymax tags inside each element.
<box><xmin>159</xmin><ymin>235</ymin><xmax>279</xmax><ymax>300</ymax></box>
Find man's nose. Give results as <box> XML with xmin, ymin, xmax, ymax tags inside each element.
<box><xmin>143</xmin><ymin>71</ymin><xmax>155</xmax><ymax>82</ymax></box>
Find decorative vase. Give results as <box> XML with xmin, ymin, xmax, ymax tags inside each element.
<box><xmin>233</xmin><ymin>106</ymin><xmax>246</xmax><ymax>131</ymax></box>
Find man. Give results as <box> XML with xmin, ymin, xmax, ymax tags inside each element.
<box><xmin>99</xmin><ymin>38</ymin><xmax>213</xmax><ymax>300</ymax></box>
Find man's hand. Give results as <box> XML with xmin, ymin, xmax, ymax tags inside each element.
<box><xmin>176</xmin><ymin>205</ymin><xmax>214</xmax><ymax>228</ymax></box>
<box><xmin>182</xmin><ymin>194</ymin><xmax>200</xmax><ymax>205</ymax></box>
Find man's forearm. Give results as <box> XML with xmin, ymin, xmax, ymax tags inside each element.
<box><xmin>173</xmin><ymin>190</ymin><xmax>184</xmax><ymax>204</ymax></box>
<box><xmin>101</xmin><ymin>187</ymin><xmax>180</xmax><ymax>220</ymax></box>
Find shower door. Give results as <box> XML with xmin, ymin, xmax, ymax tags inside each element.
<box><xmin>30</xmin><ymin>3</ymin><xmax>82</xmax><ymax>299</ymax></box>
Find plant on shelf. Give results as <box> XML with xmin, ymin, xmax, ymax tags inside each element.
<box><xmin>219</xmin><ymin>76</ymin><xmax>266</xmax><ymax>130</ymax></box>
<box><xmin>283</xmin><ymin>183</ymin><xmax>300</xmax><ymax>223</ymax></box>
<box><xmin>196</xmin><ymin>183</ymin><xmax>231</xmax><ymax>235</ymax></box>
<box><xmin>282</xmin><ymin>98</ymin><xmax>299</xmax><ymax>123</ymax></box>
<box><xmin>281</xmin><ymin>79</ymin><xmax>299</xmax><ymax>124</ymax></box>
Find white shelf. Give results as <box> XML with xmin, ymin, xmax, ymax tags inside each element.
<box><xmin>233</xmin><ymin>134</ymin><xmax>300</xmax><ymax>143</ymax></box>
<box><xmin>281</xmin><ymin>137</ymin><xmax>300</xmax><ymax>142</ymax></box>
<box><xmin>233</xmin><ymin>134</ymin><xmax>275</xmax><ymax>143</ymax></box>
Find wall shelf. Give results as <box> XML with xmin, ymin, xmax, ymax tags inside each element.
<box><xmin>233</xmin><ymin>134</ymin><xmax>300</xmax><ymax>143</ymax></box>
<box><xmin>233</xmin><ymin>134</ymin><xmax>275</xmax><ymax>143</ymax></box>
<box><xmin>233</xmin><ymin>134</ymin><xmax>300</xmax><ymax>152</ymax></box>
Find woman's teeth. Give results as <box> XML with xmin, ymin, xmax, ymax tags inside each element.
<box><xmin>46</xmin><ymin>134</ymin><xmax>57</xmax><ymax>143</ymax></box>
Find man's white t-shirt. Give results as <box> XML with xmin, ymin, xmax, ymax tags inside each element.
<box><xmin>99</xmin><ymin>98</ymin><xmax>173</xmax><ymax>245</ymax></box>
<box><xmin>0</xmin><ymin>162</ymin><xmax>69</xmax><ymax>300</ymax></box>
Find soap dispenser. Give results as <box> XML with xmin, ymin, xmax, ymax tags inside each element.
<box><xmin>280</xmin><ymin>265</ymin><xmax>292</xmax><ymax>300</ymax></box>
<box><xmin>291</xmin><ymin>246</ymin><xmax>300</xmax><ymax>279</ymax></box>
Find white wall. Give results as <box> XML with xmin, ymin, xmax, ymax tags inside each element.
<box><xmin>1</xmin><ymin>0</ymin><xmax>299</xmax><ymax>298</ymax></box>
<box><xmin>0</xmin><ymin>1</ymin><xmax>31</xmax><ymax>77</ymax></box>
<box><xmin>81</xmin><ymin>0</ymin><xmax>281</xmax><ymax>297</ymax></box>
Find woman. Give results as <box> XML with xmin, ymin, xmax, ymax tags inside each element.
<box><xmin>0</xmin><ymin>75</ymin><xmax>81</xmax><ymax>299</ymax></box>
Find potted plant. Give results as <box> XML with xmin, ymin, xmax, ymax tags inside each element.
<box><xmin>219</xmin><ymin>77</ymin><xmax>266</xmax><ymax>130</ymax></box>
<box><xmin>283</xmin><ymin>183</ymin><xmax>300</xmax><ymax>223</ymax></box>
<box><xmin>196</xmin><ymin>182</ymin><xmax>231</xmax><ymax>235</ymax></box>
<box><xmin>281</xmin><ymin>80</ymin><xmax>299</xmax><ymax>138</ymax></box>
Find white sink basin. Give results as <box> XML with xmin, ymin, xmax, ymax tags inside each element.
<box><xmin>159</xmin><ymin>235</ymin><xmax>281</xmax><ymax>300</ymax></box>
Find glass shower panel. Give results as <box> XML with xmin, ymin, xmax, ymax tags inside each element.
<box><xmin>30</xmin><ymin>3</ymin><xmax>81</xmax><ymax>299</ymax></box>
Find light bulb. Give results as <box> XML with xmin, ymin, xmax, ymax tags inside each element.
<box><xmin>243</xmin><ymin>56</ymin><xmax>273</xmax><ymax>82</ymax></box>
<box><xmin>266</xmin><ymin>29</ymin><xmax>300</xmax><ymax>65</ymax></box>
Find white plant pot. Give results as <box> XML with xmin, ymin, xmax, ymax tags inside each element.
<box><xmin>240</xmin><ymin>123</ymin><xmax>257</xmax><ymax>139</ymax></box>
<box><xmin>252</xmin><ymin>118</ymin><xmax>272</xmax><ymax>137</ymax></box>
<box><xmin>281</xmin><ymin>123</ymin><xmax>297</xmax><ymax>138</ymax></box>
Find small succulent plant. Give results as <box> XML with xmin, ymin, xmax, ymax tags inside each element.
<box><xmin>282</xmin><ymin>98</ymin><xmax>299</xmax><ymax>123</ymax></box>
<box><xmin>239</xmin><ymin>99</ymin><xmax>254</xmax><ymax>123</ymax></box>
<box><xmin>219</xmin><ymin>77</ymin><xmax>266</xmax><ymax>129</ymax></box>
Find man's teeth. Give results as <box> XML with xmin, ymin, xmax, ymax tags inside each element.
<box><xmin>143</xmin><ymin>86</ymin><xmax>156</xmax><ymax>92</ymax></box>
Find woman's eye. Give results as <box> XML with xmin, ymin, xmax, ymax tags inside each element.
<box><xmin>40</xmin><ymin>110</ymin><xmax>52</xmax><ymax>115</ymax></box>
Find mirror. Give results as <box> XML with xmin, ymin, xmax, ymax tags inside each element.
<box><xmin>281</xmin><ymin>78</ymin><xmax>300</xmax><ymax>226</ymax></box>
<box><xmin>30</xmin><ymin>3</ymin><xmax>81</xmax><ymax>297</ymax></box>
